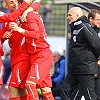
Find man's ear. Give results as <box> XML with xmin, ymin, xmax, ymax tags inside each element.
<box><xmin>89</xmin><ymin>17</ymin><xmax>93</xmax><ymax>22</ymax></box>
<box><xmin>18</xmin><ymin>2</ymin><xmax>21</xmax><ymax>5</ymax></box>
<box><xmin>5</xmin><ymin>4</ymin><xmax>8</xmax><ymax>9</ymax></box>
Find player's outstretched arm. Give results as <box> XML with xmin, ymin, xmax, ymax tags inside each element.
<box><xmin>21</xmin><ymin>2</ymin><xmax>40</xmax><ymax>22</ymax></box>
<box><xmin>0</xmin><ymin>0</ymin><xmax>32</xmax><ymax>22</ymax></box>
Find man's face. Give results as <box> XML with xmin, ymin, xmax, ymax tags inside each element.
<box><xmin>53</xmin><ymin>53</ymin><xmax>61</xmax><ymax>63</ymax></box>
<box><xmin>90</xmin><ymin>13</ymin><xmax>100</xmax><ymax>28</ymax></box>
<box><xmin>67</xmin><ymin>9</ymin><xmax>78</xmax><ymax>24</ymax></box>
<box><xmin>5</xmin><ymin>0</ymin><xmax>19</xmax><ymax>12</ymax></box>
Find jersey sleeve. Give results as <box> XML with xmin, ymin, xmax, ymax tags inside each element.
<box><xmin>0</xmin><ymin>1</ymin><xmax>29</xmax><ymax>22</ymax></box>
<box><xmin>30</xmin><ymin>2</ymin><xmax>40</xmax><ymax>11</ymax></box>
<box><xmin>24</xmin><ymin>20</ymin><xmax>40</xmax><ymax>39</ymax></box>
<box><xmin>0</xmin><ymin>23</ymin><xmax>8</xmax><ymax>42</ymax></box>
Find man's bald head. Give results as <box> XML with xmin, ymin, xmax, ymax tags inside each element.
<box><xmin>67</xmin><ymin>7</ymin><xmax>83</xmax><ymax>24</ymax></box>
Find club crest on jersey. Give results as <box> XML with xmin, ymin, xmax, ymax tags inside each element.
<box><xmin>74</xmin><ymin>20</ymin><xmax>82</xmax><ymax>26</ymax></box>
<box><xmin>0</xmin><ymin>12</ymin><xmax>4</xmax><ymax>16</ymax></box>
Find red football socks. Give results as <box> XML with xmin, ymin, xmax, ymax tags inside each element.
<box><xmin>25</xmin><ymin>84</ymin><xmax>39</xmax><ymax>100</ymax></box>
<box><xmin>42</xmin><ymin>91</ymin><xmax>54</xmax><ymax>100</ymax></box>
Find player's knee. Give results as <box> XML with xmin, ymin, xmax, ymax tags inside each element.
<box><xmin>18</xmin><ymin>88</ymin><xmax>27</xmax><ymax>96</ymax></box>
<box><xmin>41</xmin><ymin>87</ymin><xmax>51</xmax><ymax>94</ymax></box>
<box><xmin>8</xmin><ymin>86</ymin><xmax>18</xmax><ymax>97</ymax></box>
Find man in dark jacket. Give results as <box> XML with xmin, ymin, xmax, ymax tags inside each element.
<box><xmin>87</xmin><ymin>9</ymin><xmax>100</xmax><ymax>100</ymax></box>
<box><xmin>61</xmin><ymin>7</ymin><xmax>100</xmax><ymax>100</ymax></box>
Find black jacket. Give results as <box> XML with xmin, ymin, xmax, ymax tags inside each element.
<box><xmin>93</xmin><ymin>26</ymin><xmax>100</xmax><ymax>77</ymax></box>
<box><xmin>69</xmin><ymin>16</ymin><xmax>100</xmax><ymax>74</ymax></box>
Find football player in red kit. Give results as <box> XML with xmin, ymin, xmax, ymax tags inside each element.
<box><xmin>0</xmin><ymin>0</ymin><xmax>31</xmax><ymax>22</ymax></box>
<box><xmin>10</xmin><ymin>10</ymin><xmax>54</xmax><ymax>100</ymax></box>
<box><xmin>0</xmin><ymin>0</ymin><xmax>40</xmax><ymax>100</ymax></box>
<box><xmin>0</xmin><ymin>0</ymin><xmax>31</xmax><ymax>88</ymax></box>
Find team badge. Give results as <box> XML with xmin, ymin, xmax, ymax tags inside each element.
<box><xmin>0</xmin><ymin>12</ymin><xmax>4</xmax><ymax>16</ymax></box>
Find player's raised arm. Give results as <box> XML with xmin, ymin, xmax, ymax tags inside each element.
<box><xmin>21</xmin><ymin>2</ymin><xmax>40</xmax><ymax>22</ymax></box>
<box><xmin>0</xmin><ymin>0</ymin><xmax>32</xmax><ymax>22</ymax></box>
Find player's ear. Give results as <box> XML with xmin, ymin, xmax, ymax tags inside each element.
<box><xmin>18</xmin><ymin>2</ymin><xmax>21</xmax><ymax>5</ymax></box>
<box><xmin>5</xmin><ymin>4</ymin><xmax>8</xmax><ymax>9</ymax></box>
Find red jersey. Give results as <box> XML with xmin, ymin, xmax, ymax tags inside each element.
<box><xmin>22</xmin><ymin>11</ymin><xmax>50</xmax><ymax>54</ymax></box>
<box><xmin>1</xmin><ymin>2</ymin><xmax>40</xmax><ymax>64</ymax></box>
<box><xmin>0</xmin><ymin>1</ymin><xmax>40</xmax><ymax>85</ymax></box>
<box><xmin>0</xmin><ymin>1</ymin><xmax>28</xmax><ymax>22</ymax></box>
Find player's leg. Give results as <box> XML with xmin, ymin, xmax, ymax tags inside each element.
<box><xmin>18</xmin><ymin>88</ymin><xmax>28</xmax><ymax>100</ymax></box>
<box><xmin>8</xmin><ymin>86</ymin><xmax>19</xmax><ymax>100</ymax></box>
<box><xmin>9</xmin><ymin>55</ymin><xmax>31</xmax><ymax>100</ymax></box>
<box><xmin>40</xmin><ymin>73</ymin><xmax>54</xmax><ymax>100</ymax></box>
<box><xmin>25</xmin><ymin>49</ymin><xmax>54</xmax><ymax>100</ymax></box>
<box><xmin>25</xmin><ymin>64</ymin><xmax>39</xmax><ymax>100</ymax></box>
<box><xmin>38</xmin><ymin>49</ymin><xmax>54</xmax><ymax>100</ymax></box>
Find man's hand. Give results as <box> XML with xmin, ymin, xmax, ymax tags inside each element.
<box><xmin>21</xmin><ymin>7</ymin><xmax>33</xmax><ymax>22</ymax></box>
<box><xmin>9</xmin><ymin>22</ymin><xmax>25</xmax><ymax>34</ymax></box>
<box><xmin>2</xmin><ymin>31</ymin><xmax>12</xmax><ymax>39</ymax></box>
<box><xmin>24</xmin><ymin>0</ymin><xmax>32</xmax><ymax>5</ymax></box>
<box><xmin>9</xmin><ymin>22</ymin><xmax>19</xmax><ymax>32</ymax></box>
<box><xmin>97</xmin><ymin>60</ymin><xmax>100</xmax><ymax>67</ymax></box>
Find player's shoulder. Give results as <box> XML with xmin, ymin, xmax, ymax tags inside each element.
<box><xmin>26</xmin><ymin>11</ymin><xmax>39</xmax><ymax>22</ymax></box>
<box><xmin>27</xmin><ymin>11</ymin><xmax>38</xmax><ymax>17</ymax></box>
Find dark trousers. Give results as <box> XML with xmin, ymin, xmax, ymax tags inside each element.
<box><xmin>94</xmin><ymin>77</ymin><xmax>100</xmax><ymax>100</ymax></box>
<box><xmin>60</xmin><ymin>79</ymin><xmax>71</xmax><ymax>100</ymax></box>
<box><xmin>60</xmin><ymin>72</ymin><xmax>97</xmax><ymax>100</ymax></box>
<box><xmin>52</xmin><ymin>80</ymin><xmax>63</xmax><ymax>97</ymax></box>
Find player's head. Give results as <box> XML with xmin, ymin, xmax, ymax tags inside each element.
<box><xmin>88</xmin><ymin>9</ymin><xmax>100</xmax><ymax>28</ymax></box>
<box><xmin>67</xmin><ymin>7</ymin><xmax>83</xmax><ymax>24</ymax></box>
<box><xmin>17</xmin><ymin>0</ymin><xmax>23</xmax><ymax>4</ymax></box>
<box><xmin>5</xmin><ymin>0</ymin><xmax>21</xmax><ymax>13</ymax></box>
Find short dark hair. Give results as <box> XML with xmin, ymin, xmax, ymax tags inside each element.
<box><xmin>88</xmin><ymin>9</ymin><xmax>100</xmax><ymax>19</ymax></box>
<box><xmin>18</xmin><ymin>0</ymin><xmax>23</xmax><ymax>4</ymax></box>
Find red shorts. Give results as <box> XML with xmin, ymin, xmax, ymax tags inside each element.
<box><xmin>27</xmin><ymin>48</ymin><xmax>53</xmax><ymax>88</ymax></box>
<box><xmin>9</xmin><ymin>54</ymin><xmax>31</xmax><ymax>88</ymax></box>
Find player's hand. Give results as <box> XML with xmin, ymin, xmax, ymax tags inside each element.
<box><xmin>97</xmin><ymin>60</ymin><xmax>100</xmax><ymax>67</ymax></box>
<box><xmin>21</xmin><ymin>10</ymin><xmax>28</xmax><ymax>22</ymax></box>
<box><xmin>2</xmin><ymin>31</ymin><xmax>12</xmax><ymax>39</ymax></box>
<box><xmin>24</xmin><ymin>0</ymin><xmax>32</xmax><ymax>5</ymax></box>
<box><xmin>9</xmin><ymin>22</ymin><xmax>19</xmax><ymax>32</ymax></box>
<box><xmin>21</xmin><ymin>7</ymin><xmax>33</xmax><ymax>22</ymax></box>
